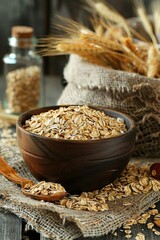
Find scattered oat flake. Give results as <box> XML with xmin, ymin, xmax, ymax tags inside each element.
<box><xmin>135</xmin><ymin>232</ymin><xmax>145</xmax><ymax>240</ymax></box>
<box><xmin>147</xmin><ymin>222</ymin><xmax>154</xmax><ymax>229</ymax></box>
<box><xmin>125</xmin><ymin>234</ymin><xmax>132</xmax><ymax>239</ymax></box>
<box><xmin>113</xmin><ymin>231</ymin><xmax>118</xmax><ymax>236</ymax></box>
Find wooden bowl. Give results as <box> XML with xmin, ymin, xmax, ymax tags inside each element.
<box><xmin>16</xmin><ymin>106</ymin><xmax>136</xmax><ymax>193</ymax></box>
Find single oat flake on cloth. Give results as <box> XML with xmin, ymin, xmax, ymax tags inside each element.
<box><xmin>1</xmin><ymin>140</ymin><xmax>160</xmax><ymax>240</ymax></box>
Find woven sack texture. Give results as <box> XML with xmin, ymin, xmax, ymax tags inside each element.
<box><xmin>1</xmin><ymin>142</ymin><xmax>160</xmax><ymax>239</ymax></box>
<box><xmin>58</xmin><ymin>54</ymin><xmax>160</xmax><ymax>157</ymax></box>
<box><xmin>0</xmin><ymin>144</ymin><xmax>160</xmax><ymax>240</ymax></box>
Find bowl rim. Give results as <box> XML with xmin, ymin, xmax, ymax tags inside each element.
<box><xmin>16</xmin><ymin>105</ymin><xmax>136</xmax><ymax>144</ymax></box>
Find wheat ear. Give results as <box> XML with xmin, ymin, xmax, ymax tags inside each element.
<box><xmin>85</xmin><ymin>0</ymin><xmax>131</xmax><ymax>37</ymax></box>
<box><xmin>134</xmin><ymin>0</ymin><xmax>158</xmax><ymax>47</ymax></box>
<box><xmin>147</xmin><ymin>45</ymin><xmax>159</xmax><ymax>78</ymax></box>
<box><xmin>150</xmin><ymin>0</ymin><xmax>160</xmax><ymax>43</ymax></box>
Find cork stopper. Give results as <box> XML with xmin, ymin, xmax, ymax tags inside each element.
<box><xmin>12</xmin><ymin>26</ymin><xmax>33</xmax><ymax>38</ymax></box>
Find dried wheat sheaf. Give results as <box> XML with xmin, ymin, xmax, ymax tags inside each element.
<box><xmin>39</xmin><ymin>0</ymin><xmax>160</xmax><ymax>79</ymax></box>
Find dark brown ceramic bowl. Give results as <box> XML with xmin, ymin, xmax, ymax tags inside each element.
<box><xmin>16</xmin><ymin>105</ymin><xmax>136</xmax><ymax>193</ymax></box>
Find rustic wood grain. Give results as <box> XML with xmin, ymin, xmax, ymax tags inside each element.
<box><xmin>68</xmin><ymin>204</ymin><xmax>160</xmax><ymax>240</ymax></box>
<box><xmin>0</xmin><ymin>211</ymin><xmax>22</xmax><ymax>240</ymax></box>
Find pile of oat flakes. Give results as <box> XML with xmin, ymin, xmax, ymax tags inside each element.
<box><xmin>58</xmin><ymin>163</ymin><xmax>160</xmax><ymax>212</ymax></box>
<box><xmin>23</xmin><ymin>105</ymin><xmax>127</xmax><ymax>140</ymax></box>
<box><xmin>58</xmin><ymin>162</ymin><xmax>160</xmax><ymax>239</ymax></box>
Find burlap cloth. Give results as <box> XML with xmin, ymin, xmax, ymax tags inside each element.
<box><xmin>58</xmin><ymin>54</ymin><xmax>160</xmax><ymax>157</ymax></box>
<box><xmin>0</xmin><ymin>138</ymin><xmax>160</xmax><ymax>239</ymax></box>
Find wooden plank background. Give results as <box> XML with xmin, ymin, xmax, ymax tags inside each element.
<box><xmin>0</xmin><ymin>211</ymin><xmax>22</xmax><ymax>240</ymax></box>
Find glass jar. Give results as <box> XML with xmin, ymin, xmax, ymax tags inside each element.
<box><xmin>2</xmin><ymin>26</ymin><xmax>44</xmax><ymax>114</ymax></box>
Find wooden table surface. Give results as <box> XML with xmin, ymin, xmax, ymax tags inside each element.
<box><xmin>0</xmin><ymin>75</ymin><xmax>160</xmax><ymax>240</ymax></box>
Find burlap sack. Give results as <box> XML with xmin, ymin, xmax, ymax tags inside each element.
<box><xmin>58</xmin><ymin>54</ymin><xmax>160</xmax><ymax>157</ymax></box>
<box><xmin>1</xmin><ymin>142</ymin><xmax>160</xmax><ymax>240</ymax></box>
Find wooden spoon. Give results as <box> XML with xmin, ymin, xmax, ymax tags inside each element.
<box><xmin>0</xmin><ymin>156</ymin><xmax>67</xmax><ymax>202</ymax></box>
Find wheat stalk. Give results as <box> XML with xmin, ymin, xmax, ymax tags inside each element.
<box><xmin>123</xmin><ymin>37</ymin><xmax>142</xmax><ymax>58</ymax></box>
<box><xmin>147</xmin><ymin>45</ymin><xmax>159</xmax><ymax>78</ymax></box>
<box><xmin>39</xmin><ymin>31</ymin><xmax>147</xmax><ymax>75</ymax></box>
<box><xmin>150</xmin><ymin>0</ymin><xmax>160</xmax><ymax>43</ymax></box>
<box><xmin>39</xmin><ymin>18</ymin><xmax>93</xmax><ymax>56</ymax></box>
<box><xmin>90</xmin><ymin>16</ymin><xmax>106</xmax><ymax>37</ymax></box>
<box><xmin>134</xmin><ymin>0</ymin><xmax>158</xmax><ymax>47</ymax></box>
<box><xmin>85</xmin><ymin>0</ymin><xmax>131</xmax><ymax>37</ymax></box>
<box><xmin>40</xmin><ymin>33</ymin><xmax>147</xmax><ymax>74</ymax></box>
<box><xmin>78</xmin><ymin>52</ymin><xmax>113</xmax><ymax>68</ymax></box>
<box><xmin>52</xmin><ymin>15</ymin><xmax>92</xmax><ymax>37</ymax></box>
<box><xmin>39</xmin><ymin>5</ymin><xmax>160</xmax><ymax>78</ymax></box>
<box><xmin>80</xmin><ymin>32</ymin><xmax>123</xmax><ymax>51</ymax></box>
<box><xmin>80</xmin><ymin>32</ymin><xmax>147</xmax><ymax>72</ymax></box>
<box><xmin>129</xmin><ymin>26</ymin><xmax>148</xmax><ymax>42</ymax></box>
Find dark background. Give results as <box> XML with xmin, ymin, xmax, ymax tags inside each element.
<box><xmin>0</xmin><ymin>0</ymin><xmax>150</xmax><ymax>76</ymax></box>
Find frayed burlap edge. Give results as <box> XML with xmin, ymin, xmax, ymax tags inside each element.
<box><xmin>1</xmin><ymin>143</ymin><xmax>160</xmax><ymax>239</ymax></box>
<box><xmin>58</xmin><ymin>54</ymin><xmax>160</xmax><ymax>157</ymax></box>
<box><xmin>62</xmin><ymin>54</ymin><xmax>160</xmax><ymax>93</ymax></box>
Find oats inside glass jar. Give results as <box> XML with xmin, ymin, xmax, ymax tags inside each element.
<box><xmin>23</xmin><ymin>105</ymin><xmax>127</xmax><ymax>140</ymax></box>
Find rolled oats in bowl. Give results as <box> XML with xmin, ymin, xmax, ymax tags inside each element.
<box><xmin>23</xmin><ymin>105</ymin><xmax>127</xmax><ymax>140</ymax></box>
<box><xmin>17</xmin><ymin>105</ymin><xmax>136</xmax><ymax>192</ymax></box>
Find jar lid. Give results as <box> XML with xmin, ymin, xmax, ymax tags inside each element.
<box><xmin>11</xmin><ymin>26</ymin><xmax>33</xmax><ymax>38</ymax></box>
